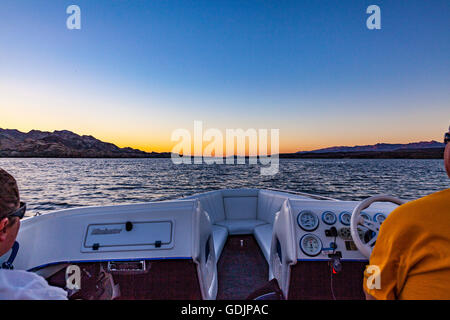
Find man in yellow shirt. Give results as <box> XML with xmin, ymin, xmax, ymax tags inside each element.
<box><xmin>363</xmin><ymin>127</ymin><xmax>450</xmax><ymax>300</ymax></box>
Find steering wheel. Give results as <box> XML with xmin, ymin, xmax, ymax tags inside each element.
<box><xmin>350</xmin><ymin>195</ymin><xmax>405</xmax><ymax>259</ymax></box>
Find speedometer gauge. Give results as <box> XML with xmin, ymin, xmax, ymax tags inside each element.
<box><xmin>339</xmin><ymin>211</ymin><xmax>351</xmax><ymax>226</ymax></box>
<box><xmin>297</xmin><ymin>210</ymin><xmax>319</xmax><ymax>231</ymax></box>
<box><xmin>322</xmin><ymin>211</ymin><xmax>337</xmax><ymax>225</ymax></box>
<box><xmin>299</xmin><ymin>234</ymin><xmax>323</xmax><ymax>257</ymax></box>
<box><xmin>373</xmin><ymin>213</ymin><xmax>386</xmax><ymax>223</ymax></box>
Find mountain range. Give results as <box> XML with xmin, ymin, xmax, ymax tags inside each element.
<box><xmin>0</xmin><ymin>128</ymin><xmax>169</xmax><ymax>158</ymax></box>
<box><xmin>297</xmin><ymin>141</ymin><xmax>444</xmax><ymax>154</ymax></box>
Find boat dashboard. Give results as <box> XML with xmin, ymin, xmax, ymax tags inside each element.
<box><xmin>289</xmin><ymin>200</ymin><xmax>398</xmax><ymax>261</ymax></box>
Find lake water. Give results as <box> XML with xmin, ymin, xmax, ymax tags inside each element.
<box><xmin>0</xmin><ymin>158</ymin><xmax>448</xmax><ymax>216</ymax></box>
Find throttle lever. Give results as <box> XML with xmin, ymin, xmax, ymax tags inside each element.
<box><xmin>329</xmin><ymin>252</ymin><xmax>342</xmax><ymax>274</ymax></box>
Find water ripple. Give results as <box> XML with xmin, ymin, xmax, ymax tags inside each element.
<box><xmin>0</xmin><ymin>158</ymin><xmax>448</xmax><ymax>216</ymax></box>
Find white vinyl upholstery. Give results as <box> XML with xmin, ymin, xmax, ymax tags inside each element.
<box><xmin>253</xmin><ymin>224</ymin><xmax>273</xmax><ymax>263</ymax></box>
<box><xmin>223</xmin><ymin>196</ymin><xmax>258</xmax><ymax>220</ymax></box>
<box><xmin>188</xmin><ymin>189</ymin><xmax>300</xmax><ymax>266</ymax></box>
<box><xmin>221</xmin><ymin>189</ymin><xmax>259</xmax><ymax>198</ymax></box>
<box><xmin>193</xmin><ymin>191</ymin><xmax>226</xmax><ymax>224</ymax></box>
<box><xmin>192</xmin><ymin>201</ymin><xmax>218</xmax><ymax>300</ymax></box>
<box><xmin>257</xmin><ymin>190</ymin><xmax>288</xmax><ymax>224</ymax></box>
<box><xmin>215</xmin><ymin>219</ymin><xmax>268</xmax><ymax>235</ymax></box>
<box><xmin>270</xmin><ymin>200</ymin><xmax>297</xmax><ymax>298</ymax></box>
<box><xmin>212</xmin><ymin>225</ymin><xmax>228</xmax><ymax>259</ymax></box>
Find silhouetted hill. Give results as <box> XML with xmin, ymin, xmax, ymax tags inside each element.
<box><xmin>297</xmin><ymin>141</ymin><xmax>444</xmax><ymax>154</ymax></box>
<box><xmin>0</xmin><ymin>129</ymin><xmax>170</xmax><ymax>158</ymax></box>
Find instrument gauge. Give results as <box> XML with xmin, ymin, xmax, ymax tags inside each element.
<box><xmin>339</xmin><ymin>211</ymin><xmax>351</xmax><ymax>226</ymax></box>
<box><xmin>373</xmin><ymin>213</ymin><xmax>386</xmax><ymax>224</ymax></box>
<box><xmin>297</xmin><ymin>210</ymin><xmax>319</xmax><ymax>231</ymax></box>
<box><xmin>299</xmin><ymin>234</ymin><xmax>323</xmax><ymax>257</ymax></box>
<box><xmin>322</xmin><ymin>211</ymin><xmax>337</xmax><ymax>225</ymax></box>
<box><xmin>360</xmin><ymin>212</ymin><xmax>371</xmax><ymax>222</ymax></box>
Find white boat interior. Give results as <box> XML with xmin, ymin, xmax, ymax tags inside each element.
<box><xmin>0</xmin><ymin>188</ymin><xmax>402</xmax><ymax>300</ymax></box>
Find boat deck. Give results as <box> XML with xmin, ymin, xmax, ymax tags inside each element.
<box><xmin>217</xmin><ymin>235</ymin><xmax>268</xmax><ymax>300</ymax></box>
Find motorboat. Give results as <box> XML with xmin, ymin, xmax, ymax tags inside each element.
<box><xmin>0</xmin><ymin>188</ymin><xmax>403</xmax><ymax>300</ymax></box>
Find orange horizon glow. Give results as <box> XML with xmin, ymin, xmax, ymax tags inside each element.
<box><xmin>1</xmin><ymin>76</ymin><xmax>448</xmax><ymax>155</ymax></box>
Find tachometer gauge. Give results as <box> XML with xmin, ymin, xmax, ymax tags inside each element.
<box><xmin>297</xmin><ymin>210</ymin><xmax>319</xmax><ymax>231</ymax></box>
<box><xmin>373</xmin><ymin>213</ymin><xmax>386</xmax><ymax>223</ymax></box>
<box><xmin>339</xmin><ymin>211</ymin><xmax>351</xmax><ymax>226</ymax></box>
<box><xmin>322</xmin><ymin>211</ymin><xmax>337</xmax><ymax>225</ymax></box>
<box><xmin>300</xmin><ymin>234</ymin><xmax>323</xmax><ymax>257</ymax></box>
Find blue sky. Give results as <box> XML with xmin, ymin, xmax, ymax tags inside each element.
<box><xmin>1</xmin><ymin>0</ymin><xmax>449</xmax><ymax>152</ymax></box>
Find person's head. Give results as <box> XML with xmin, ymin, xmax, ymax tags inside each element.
<box><xmin>445</xmin><ymin>127</ymin><xmax>450</xmax><ymax>178</ymax></box>
<box><xmin>0</xmin><ymin>168</ymin><xmax>22</xmax><ymax>256</ymax></box>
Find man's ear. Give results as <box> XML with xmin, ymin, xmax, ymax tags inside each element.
<box><xmin>0</xmin><ymin>218</ymin><xmax>9</xmax><ymax>241</ymax></box>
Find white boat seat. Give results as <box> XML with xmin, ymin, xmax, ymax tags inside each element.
<box><xmin>254</xmin><ymin>224</ymin><xmax>273</xmax><ymax>263</ymax></box>
<box><xmin>193</xmin><ymin>191</ymin><xmax>226</xmax><ymax>224</ymax></box>
<box><xmin>212</xmin><ymin>225</ymin><xmax>228</xmax><ymax>259</ymax></box>
<box><xmin>257</xmin><ymin>190</ymin><xmax>289</xmax><ymax>224</ymax></box>
<box><xmin>215</xmin><ymin>219</ymin><xmax>268</xmax><ymax>235</ymax></box>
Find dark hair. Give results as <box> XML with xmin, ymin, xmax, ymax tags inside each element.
<box><xmin>0</xmin><ymin>168</ymin><xmax>20</xmax><ymax>220</ymax></box>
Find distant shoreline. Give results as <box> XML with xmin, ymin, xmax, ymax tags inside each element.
<box><xmin>0</xmin><ymin>148</ymin><xmax>444</xmax><ymax>160</ymax></box>
<box><xmin>279</xmin><ymin>147</ymin><xmax>444</xmax><ymax>159</ymax></box>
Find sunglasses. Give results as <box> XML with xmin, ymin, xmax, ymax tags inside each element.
<box><xmin>445</xmin><ymin>132</ymin><xmax>450</xmax><ymax>145</ymax></box>
<box><xmin>7</xmin><ymin>202</ymin><xmax>26</xmax><ymax>219</ymax></box>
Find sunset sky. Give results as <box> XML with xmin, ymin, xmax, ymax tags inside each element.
<box><xmin>1</xmin><ymin>0</ymin><xmax>449</xmax><ymax>153</ymax></box>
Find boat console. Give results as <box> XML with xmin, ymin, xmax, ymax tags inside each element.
<box><xmin>271</xmin><ymin>199</ymin><xmax>399</xmax><ymax>299</ymax></box>
<box><xmin>290</xmin><ymin>199</ymin><xmax>397</xmax><ymax>261</ymax></box>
